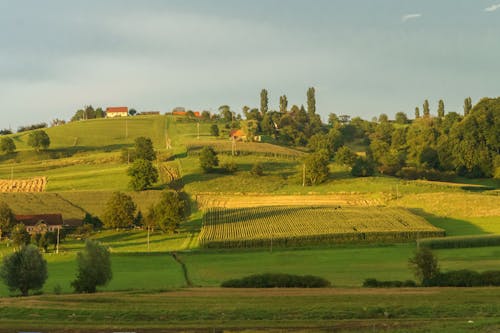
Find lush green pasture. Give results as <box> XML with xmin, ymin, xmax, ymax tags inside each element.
<box><xmin>181</xmin><ymin>245</ymin><xmax>500</xmax><ymax>287</ymax></box>
<box><xmin>1</xmin><ymin>288</ymin><xmax>500</xmax><ymax>332</ymax></box>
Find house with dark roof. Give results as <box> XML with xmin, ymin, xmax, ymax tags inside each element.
<box><xmin>15</xmin><ymin>214</ymin><xmax>82</xmax><ymax>234</ymax></box>
<box><xmin>106</xmin><ymin>106</ymin><xmax>129</xmax><ymax>118</ymax></box>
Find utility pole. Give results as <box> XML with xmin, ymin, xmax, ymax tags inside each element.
<box><xmin>197</xmin><ymin>122</ymin><xmax>200</xmax><ymax>140</ymax></box>
<box><xmin>125</xmin><ymin>118</ymin><xmax>128</xmax><ymax>138</ymax></box>
<box><xmin>10</xmin><ymin>165</ymin><xmax>14</xmax><ymax>190</ymax></box>
<box><xmin>147</xmin><ymin>226</ymin><xmax>150</xmax><ymax>252</ymax></box>
<box><xmin>231</xmin><ymin>137</ymin><xmax>236</xmax><ymax>156</ymax></box>
<box><xmin>56</xmin><ymin>227</ymin><xmax>60</xmax><ymax>254</ymax></box>
<box><xmin>302</xmin><ymin>163</ymin><xmax>306</xmax><ymax>187</ymax></box>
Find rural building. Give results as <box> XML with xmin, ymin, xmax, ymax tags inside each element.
<box><xmin>15</xmin><ymin>214</ymin><xmax>64</xmax><ymax>233</ymax></box>
<box><xmin>172</xmin><ymin>110</ymin><xmax>202</xmax><ymax>118</ymax></box>
<box><xmin>139</xmin><ymin>111</ymin><xmax>160</xmax><ymax>116</ymax></box>
<box><xmin>229</xmin><ymin>129</ymin><xmax>247</xmax><ymax>141</ymax></box>
<box><xmin>106</xmin><ymin>107</ymin><xmax>129</xmax><ymax>118</ymax></box>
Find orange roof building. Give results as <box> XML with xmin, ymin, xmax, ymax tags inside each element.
<box><xmin>106</xmin><ymin>106</ymin><xmax>129</xmax><ymax>118</ymax></box>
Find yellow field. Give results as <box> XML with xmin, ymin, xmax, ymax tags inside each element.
<box><xmin>199</xmin><ymin>206</ymin><xmax>444</xmax><ymax>248</ymax></box>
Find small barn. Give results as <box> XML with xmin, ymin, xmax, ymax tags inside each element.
<box><xmin>229</xmin><ymin>129</ymin><xmax>247</xmax><ymax>141</ymax></box>
<box><xmin>106</xmin><ymin>107</ymin><xmax>129</xmax><ymax>118</ymax></box>
<box><xmin>15</xmin><ymin>214</ymin><xmax>64</xmax><ymax>234</ymax></box>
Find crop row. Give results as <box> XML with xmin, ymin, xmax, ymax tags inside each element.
<box><xmin>199</xmin><ymin>206</ymin><xmax>445</xmax><ymax>248</ymax></box>
<box><xmin>0</xmin><ymin>177</ymin><xmax>47</xmax><ymax>193</ymax></box>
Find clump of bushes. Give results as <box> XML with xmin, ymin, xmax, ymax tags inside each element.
<box><xmin>250</xmin><ymin>162</ymin><xmax>264</xmax><ymax>176</ymax></box>
<box><xmin>221</xmin><ymin>161</ymin><xmax>238</xmax><ymax>174</ymax></box>
<box><xmin>17</xmin><ymin>123</ymin><xmax>48</xmax><ymax>133</ymax></box>
<box><xmin>428</xmin><ymin>270</ymin><xmax>500</xmax><ymax>287</ymax></box>
<box><xmin>221</xmin><ymin>273</ymin><xmax>331</xmax><ymax>288</ymax></box>
<box><xmin>363</xmin><ymin>278</ymin><xmax>416</xmax><ymax>288</ymax></box>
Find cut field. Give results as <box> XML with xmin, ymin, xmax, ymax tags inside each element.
<box><xmin>199</xmin><ymin>206</ymin><xmax>444</xmax><ymax>248</ymax></box>
<box><xmin>186</xmin><ymin>140</ymin><xmax>304</xmax><ymax>159</ymax></box>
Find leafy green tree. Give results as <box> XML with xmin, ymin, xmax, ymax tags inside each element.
<box><xmin>260</xmin><ymin>89</ymin><xmax>269</xmax><ymax>114</ymax></box>
<box><xmin>378</xmin><ymin>113</ymin><xmax>389</xmax><ymax>123</ymax></box>
<box><xmin>71</xmin><ymin>239</ymin><xmax>112</xmax><ymax>293</ymax></box>
<box><xmin>219</xmin><ymin>105</ymin><xmax>232</xmax><ymax>123</ymax></box>
<box><xmin>0</xmin><ymin>137</ymin><xmax>16</xmax><ymax>154</ymax></box>
<box><xmin>437</xmin><ymin>99</ymin><xmax>445</xmax><ymax>118</ymax></box>
<box><xmin>423</xmin><ymin>100</ymin><xmax>430</xmax><ymax>118</ymax></box>
<box><xmin>134</xmin><ymin>137</ymin><xmax>156</xmax><ymax>161</ymax></box>
<box><xmin>102</xmin><ymin>192</ymin><xmax>137</xmax><ymax>228</ymax></box>
<box><xmin>11</xmin><ymin>224</ymin><xmax>30</xmax><ymax>248</ymax></box>
<box><xmin>147</xmin><ymin>191</ymin><xmax>187</xmax><ymax>233</ymax></box>
<box><xmin>0</xmin><ymin>245</ymin><xmax>48</xmax><ymax>296</ymax></box>
<box><xmin>0</xmin><ymin>202</ymin><xmax>16</xmax><ymax>240</ymax></box>
<box><xmin>210</xmin><ymin>124</ymin><xmax>219</xmax><ymax>137</ymax></box>
<box><xmin>395</xmin><ymin>112</ymin><xmax>408</xmax><ymax>124</ymax></box>
<box><xmin>199</xmin><ymin>147</ymin><xmax>219</xmax><ymax>172</ymax></box>
<box><xmin>351</xmin><ymin>157</ymin><xmax>375</xmax><ymax>177</ymax></box>
<box><xmin>303</xmin><ymin>150</ymin><xmax>329</xmax><ymax>185</ymax></box>
<box><xmin>335</xmin><ymin>146</ymin><xmax>357</xmax><ymax>167</ymax></box>
<box><xmin>127</xmin><ymin>159</ymin><xmax>159</xmax><ymax>191</ymax></box>
<box><xmin>27</xmin><ymin>130</ymin><xmax>50</xmax><ymax>152</ymax></box>
<box><xmin>409</xmin><ymin>247</ymin><xmax>440</xmax><ymax>286</ymax></box>
<box><xmin>463</xmin><ymin>97</ymin><xmax>472</xmax><ymax>116</ymax></box>
<box><xmin>279</xmin><ymin>95</ymin><xmax>288</xmax><ymax>113</ymax></box>
<box><xmin>129</xmin><ymin>108</ymin><xmax>137</xmax><ymax>116</ymax></box>
<box><xmin>419</xmin><ymin>147</ymin><xmax>440</xmax><ymax>169</ymax></box>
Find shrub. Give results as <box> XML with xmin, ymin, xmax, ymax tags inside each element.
<box><xmin>480</xmin><ymin>271</ymin><xmax>500</xmax><ymax>286</ymax></box>
<box><xmin>419</xmin><ymin>235</ymin><xmax>500</xmax><ymax>249</ymax></box>
<box><xmin>250</xmin><ymin>162</ymin><xmax>264</xmax><ymax>176</ymax></box>
<box><xmin>199</xmin><ymin>146</ymin><xmax>219</xmax><ymax>172</ymax></box>
<box><xmin>363</xmin><ymin>278</ymin><xmax>417</xmax><ymax>288</ymax></box>
<box><xmin>221</xmin><ymin>273</ymin><xmax>331</xmax><ymax>288</ymax></box>
<box><xmin>431</xmin><ymin>270</ymin><xmax>481</xmax><ymax>287</ymax></box>
<box><xmin>351</xmin><ymin>157</ymin><xmax>374</xmax><ymax>177</ymax></box>
<box><xmin>71</xmin><ymin>240</ymin><xmax>112</xmax><ymax>293</ymax></box>
<box><xmin>221</xmin><ymin>161</ymin><xmax>238</xmax><ymax>173</ymax></box>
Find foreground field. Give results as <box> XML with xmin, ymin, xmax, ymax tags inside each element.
<box><xmin>199</xmin><ymin>206</ymin><xmax>444</xmax><ymax>248</ymax></box>
<box><xmin>1</xmin><ymin>287</ymin><xmax>500</xmax><ymax>332</ymax></box>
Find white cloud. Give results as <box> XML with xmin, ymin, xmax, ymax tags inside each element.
<box><xmin>402</xmin><ymin>13</ymin><xmax>422</xmax><ymax>22</ymax></box>
<box><xmin>484</xmin><ymin>4</ymin><xmax>500</xmax><ymax>12</ymax></box>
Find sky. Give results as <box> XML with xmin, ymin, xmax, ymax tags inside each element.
<box><xmin>1</xmin><ymin>0</ymin><xmax>500</xmax><ymax>129</ymax></box>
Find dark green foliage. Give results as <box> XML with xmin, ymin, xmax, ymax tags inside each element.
<box><xmin>250</xmin><ymin>162</ymin><xmax>264</xmax><ymax>176</ymax></box>
<box><xmin>419</xmin><ymin>235</ymin><xmax>500</xmax><ymax>249</ymax></box>
<box><xmin>260</xmin><ymin>89</ymin><xmax>268</xmax><ymax>114</ymax></box>
<box><xmin>415</xmin><ymin>107</ymin><xmax>420</xmax><ymax>119</ymax></box>
<box><xmin>0</xmin><ymin>129</ymin><xmax>13</xmax><ymax>135</ymax></box>
<box><xmin>419</xmin><ymin>147</ymin><xmax>439</xmax><ymax>169</ymax></box>
<box><xmin>27</xmin><ymin>130</ymin><xmax>50</xmax><ymax>151</ymax></box>
<box><xmin>71</xmin><ymin>105</ymin><xmax>105</xmax><ymax>121</ymax></box>
<box><xmin>303</xmin><ymin>150</ymin><xmax>329</xmax><ymax>185</ymax></box>
<box><xmin>10</xmin><ymin>224</ymin><xmax>30</xmax><ymax>248</ymax></box>
<box><xmin>83</xmin><ymin>213</ymin><xmax>103</xmax><ymax>230</ymax></box>
<box><xmin>102</xmin><ymin>192</ymin><xmax>137</xmax><ymax>228</ymax></box>
<box><xmin>363</xmin><ymin>278</ymin><xmax>416</xmax><ymax>288</ymax></box>
<box><xmin>424</xmin><ymin>270</ymin><xmax>500</xmax><ymax>287</ymax></box>
<box><xmin>335</xmin><ymin>146</ymin><xmax>357</xmax><ymax>167</ymax></box>
<box><xmin>463</xmin><ymin>97</ymin><xmax>472</xmax><ymax>116</ymax></box>
<box><xmin>423</xmin><ymin>99</ymin><xmax>430</xmax><ymax>118</ymax></box>
<box><xmin>134</xmin><ymin>137</ymin><xmax>156</xmax><ymax>161</ymax></box>
<box><xmin>199</xmin><ymin>146</ymin><xmax>219</xmax><ymax>172</ymax></box>
<box><xmin>351</xmin><ymin>157</ymin><xmax>374</xmax><ymax>177</ymax></box>
<box><xmin>408</xmin><ymin>247</ymin><xmax>440</xmax><ymax>286</ymax></box>
<box><xmin>0</xmin><ymin>245</ymin><xmax>47</xmax><ymax>296</ymax></box>
<box><xmin>210</xmin><ymin>124</ymin><xmax>219</xmax><ymax>137</ymax></box>
<box><xmin>437</xmin><ymin>99</ymin><xmax>445</xmax><ymax>118</ymax></box>
<box><xmin>127</xmin><ymin>159</ymin><xmax>159</xmax><ymax>191</ymax></box>
<box><xmin>307</xmin><ymin>87</ymin><xmax>316</xmax><ymax>116</ymax></box>
<box><xmin>279</xmin><ymin>95</ymin><xmax>288</xmax><ymax>113</ymax></box>
<box><xmin>221</xmin><ymin>273</ymin><xmax>331</xmax><ymax>288</ymax></box>
<box><xmin>0</xmin><ymin>202</ymin><xmax>16</xmax><ymax>239</ymax></box>
<box><xmin>395</xmin><ymin>112</ymin><xmax>408</xmax><ymax>124</ymax></box>
<box><xmin>17</xmin><ymin>123</ymin><xmax>47</xmax><ymax>133</ymax></box>
<box><xmin>71</xmin><ymin>240</ymin><xmax>112</xmax><ymax>293</ymax></box>
<box><xmin>0</xmin><ymin>137</ymin><xmax>16</xmax><ymax>154</ymax></box>
<box><xmin>147</xmin><ymin>191</ymin><xmax>187</xmax><ymax>233</ymax></box>
<box><xmin>221</xmin><ymin>161</ymin><xmax>238</xmax><ymax>174</ymax></box>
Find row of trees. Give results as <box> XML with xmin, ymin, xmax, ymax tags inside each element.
<box><xmin>0</xmin><ymin>130</ymin><xmax>51</xmax><ymax>155</ymax></box>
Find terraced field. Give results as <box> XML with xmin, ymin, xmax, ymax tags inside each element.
<box><xmin>199</xmin><ymin>206</ymin><xmax>444</xmax><ymax>248</ymax></box>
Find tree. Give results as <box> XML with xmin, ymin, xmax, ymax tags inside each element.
<box><xmin>437</xmin><ymin>99</ymin><xmax>445</xmax><ymax>118</ymax></box>
<box><xmin>27</xmin><ymin>130</ymin><xmax>50</xmax><ymax>152</ymax></box>
<box><xmin>127</xmin><ymin>159</ymin><xmax>159</xmax><ymax>191</ymax></box>
<box><xmin>463</xmin><ymin>97</ymin><xmax>472</xmax><ymax>116</ymax></box>
<box><xmin>219</xmin><ymin>105</ymin><xmax>232</xmax><ymax>123</ymax></box>
<box><xmin>11</xmin><ymin>224</ymin><xmax>30</xmax><ymax>248</ymax></box>
<box><xmin>415</xmin><ymin>107</ymin><xmax>420</xmax><ymax>119</ymax></box>
<box><xmin>71</xmin><ymin>239</ymin><xmax>112</xmax><ymax>293</ymax></box>
<box><xmin>134</xmin><ymin>137</ymin><xmax>156</xmax><ymax>161</ymax></box>
<box><xmin>147</xmin><ymin>191</ymin><xmax>187</xmax><ymax>233</ymax></box>
<box><xmin>307</xmin><ymin>87</ymin><xmax>316</xmax><ymax>116</ymax></box>
<box><xmin>279</xmin><ymin>95</ymin><xmax>288</xmax><ymax>113</ymax></box>
<box><xmin>335</xmin><ymin>146</ymin><xmax>357</xmax><ymax>167</ymax></box>
<box><xmin>395</xmin><ymin>112</ymin><xmax>408</xmax><ymax>125</ymax></box>
<box><xmin>199</xmin><ymin>146</ymin><xmax>219</xmax><ymax>172</ymax></box>
<box><xmin>260</xmin><ymin>89</ymin><xmax>269</xmax><ymax>114</ymax></box>
<box><xmin>409</xmin><ymin>247</ymin><xmax>440</xmax><ymax>286</ymax></box>
<box><xmin>210</xmin><ymin>124</ymin><xmax>219</xmax><ymax>137</ymax></box>
<box><xmin>423</xmin><ymin>100</ymin><xmax>430</xmax><ymax>118</ymax></box>
<box><xmin>102</xmin><ymin>192</ymin><xmax>137</xmax><ymax>228</ymax></box>
<box><xmin>0</xmin><ymin>245</ymin><xmax>48</xmax><ymax>296</ymax></box>
<box><xmin>351</xmin><ymin>157</ymin><xmax>375</xmax><ymax>177</ymax></box>
<box><xmin>378</xmin><ymin>113</ymin><xmax>389</xmax><ymax>123</ymax></box>
<box><xmin>129</xmin><ymin>108</ymin><xmax>137</xmax><ymax>116</ymax></box>
<box><xmin>0</xmin><ymin>137</ymin><xmax>16</xmax><ymax>154</ymax></box>
<box><xmin>303</xmin><ymin>150</ymin><xmax>329</xmax><ymax>185</ymax></box>
<box><xmin>0</xmin><ymin>202</ymin><xmax>16</xmax><ymax>240</ymax></box>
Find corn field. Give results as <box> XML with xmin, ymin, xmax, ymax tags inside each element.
<box><xmin>0</xmin><ymin>177</ymin><xmax>47</xmax><ymax>192</ymax></box>
<box><xmin>199</xmin><ymin>206</ymin><xmax>445</xmax><ymax>248</ymax></box>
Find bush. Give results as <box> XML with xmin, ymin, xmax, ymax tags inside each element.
<box><xmin>221</xmin><ymin>273</ymin><xmax>331</xmax><ymax>288</ymax></box>
<box><xmin>221</xmin><ymin>161</ymin><xmax>238</xmax><ymax>173</ymax></box>
<box><xmin>250</xmin><ymin>162</ymin><xmax>264</xmax><ymax>176</ymax></box>
<box><xmin>363</xmin><ymin>278</ymin><xmax>416</xmax><ymax>288</ymax></box>
<box><xmin>430</xmin><ymin>270</ymin><xmax>481</xmax><ymax>287</ymax></box>
<box><xmin>480</xmin><ymin>271</ymin><xmax>500</xmax><ymax>286</ymax></box>
<box><xmin>17</xmin><ymin>123</ymin><xmax>47</xmax><ymax>133</ymax></box>
<box><xmin>351</xmin><ymin>157</ymin><xmax>375</xmax><ymax>177</ymax></box>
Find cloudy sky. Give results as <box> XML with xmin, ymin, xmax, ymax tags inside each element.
<box><xmin>1</xmin><ymin>0</ymin><xmax>500</xmax><ymax>129</ymax></box>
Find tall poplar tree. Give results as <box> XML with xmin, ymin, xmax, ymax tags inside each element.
<box><xmin>437</xmin><ymin>99</ymin><xmax>445</xmax><ymax>118</ymax></box>
<box><xmin>415</xmin><ymin>107</ymin><xmax>421</xmax><ymax>119</ymax></box>
<box><xmin>260</xmin><ymin>89</ymin><xmax>268</xmax><ymax>114</ymax></box>
<box><xmin>279</xmin><ymin>95</ymin><xmax>288</xmax><ymax>113</ymax></box>
<box><xmin>307</xmin><ymin>87</ymin><xmax>316</xmax><ymax>116</ymax></box>
<box><xmin>423</xmin><ymin>100</ymin><xmax>430</xmax><ymax>118</ymax></box>
<box><xmin>464</xmin><ymin>97</ymin><xmax>472</xmax><ymax>116</ymax></box>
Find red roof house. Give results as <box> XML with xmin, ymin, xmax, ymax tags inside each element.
<box><xmin>106</xmin><ymin>107</ymin><xmax>129</xmax><ymax>118</ymax></box>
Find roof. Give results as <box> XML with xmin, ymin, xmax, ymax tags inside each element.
<box><xmin>15</xmin><ymin>214</ymin><xmax>63</xmax><ymax>226</ymax></box>
<box><xmin>106</xmin><ymin>106</ymin><xmax>128</xmax><ymax>113</ymax></box>
<box><xmin>230</xmin><ymin>129</ymin><xmax>245</xmax><ymax>137</ymax></box>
